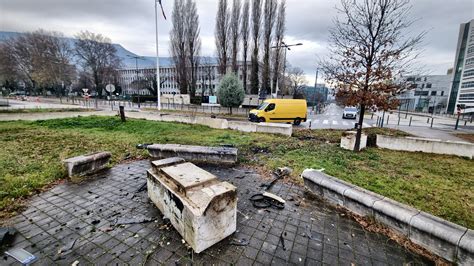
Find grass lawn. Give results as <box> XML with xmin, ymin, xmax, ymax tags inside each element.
<box><xmin>0</xmin><ymin>108</ymin><xmax>91</xmax><ymax>114</ymax></box>
<box><xmin>0</xmin><ymin>116</ymin><xmax>472</xmax><ymax>229</ymax></box>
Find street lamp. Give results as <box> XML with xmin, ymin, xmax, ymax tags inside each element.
<box><xmin>271</xmin><ymin>42</ymin><xmax>303</xmax><ymax>98</ymax></box>
<box><xmin>127</xmin><ymin>55</ymin><xmax>145</xmax><ymax>108</ymax></box>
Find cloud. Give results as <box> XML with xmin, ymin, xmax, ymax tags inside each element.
<box><xmin>1</xmin><ymin>0</ymin><xmax>473</xmax><ymax>86</ymax></box>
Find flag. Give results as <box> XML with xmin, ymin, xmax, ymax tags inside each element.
<box><xmin>157</xmin><ymin>0</ymin><xmax>167</xmax><ymax>20</ymax></box>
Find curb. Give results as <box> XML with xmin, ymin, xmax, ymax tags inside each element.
<box><xmin>301</xmin><ymin>169</ymin><xmax>473</xmax><ymax>265</ymax></box>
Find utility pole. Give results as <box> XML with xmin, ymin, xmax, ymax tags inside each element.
<box><xmin>154</xmin><ymin>0</ymin><xmax>162</xmax><ymax>111</ymax></box>
<box><xmin>313</xmin><ymin>68</ymin><xmax>319</xmax><ymax>111</ymax></box>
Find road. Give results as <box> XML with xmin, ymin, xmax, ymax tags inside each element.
<box><xmin>300</xmin><ymin>103</ymin><xmax>376</xmax><ymax>130</ymax></box>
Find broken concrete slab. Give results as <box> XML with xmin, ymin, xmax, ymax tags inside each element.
<box><xmin>147</xmin><ymin>158</ymin><xmax>237</xmax><ymax>253</ymax></box>
<box><xmin>340</xmin><ymin>131</ymin><xmax>367</xmax><ymax>151</ymax></box>
<box><xmin>147</xmin><ymin>144</ymin><xmax>238</xmax><ymax>164</ymax></box>
<box><xmin>63</xmin><ymin>152</ymin><xmax>111</xmax><ymax>177</ymax></box>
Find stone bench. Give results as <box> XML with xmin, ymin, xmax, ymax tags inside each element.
<box><xmin>147</xmin><ymin>157</ymin><xmax>237</xmax><ymax>253</ymax></box>
<box><xmin>147</xmin><ymin>144</ymin><xmax>238</xmax><ymax>164</ymax></box>
<box><xmin>63</xmin><ymin>152</ymin><xmax>111</xmax><ymax>177</ymax></box>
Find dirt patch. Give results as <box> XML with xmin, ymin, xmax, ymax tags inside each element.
<box><xmin>454</xmin><ymin>133</ymin><xmax>474</xmax><ymax>143</ymax></box>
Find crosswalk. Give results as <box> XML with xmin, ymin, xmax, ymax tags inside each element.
<box><xmin>308</xmin><ymin>119</ymin><xmax>372</xmax><ymax>128</ymax></box>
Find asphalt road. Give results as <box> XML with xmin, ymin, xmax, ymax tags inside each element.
<box><xmin>300</xmin><ymin>103</ymin><xmax>376</xmax><ymax>130</ymax></box>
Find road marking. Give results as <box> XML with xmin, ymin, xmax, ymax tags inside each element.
<box><xmin>342</xmin><ymin>121</ymin><xmax>348</xmax><ymax>126</ymax></box>
<box><xmin>313</xmin><ymin>120</ymin><xmax>319</xmax><ymax>124</ymax></box>
<box><xmin>332</xmin><ymin>121</ymin><xmax>338</xmax><ymax>125</ymax></box>
<box><xmin>323</xmin><ymin>120</ymin><xmax>329</xmax><ymax>125</ymax></box>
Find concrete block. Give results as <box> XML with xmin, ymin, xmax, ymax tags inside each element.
<box><xmin>228</xmin><ymin>121</ymin><xmax>258</xmax><ymax>133</ymax></box>
<box><xmin>147</xmin><ymin>160</ymin><xmax>237</xmax><ymax>253</ymax></box>
<box><xmin>340</xmin><ymin>131</ymin><xmax>367</xmax><ymax>150</ymax></box>
<box><xmin>372</xmin><ymin>198</ymin><xmax>419</xmax><ymax>236</ymax></box>
<box><xmin>301</xmin><ymin>169</ymin><xmax>325</xmax><ymax>197</ymax></box>
<box><xmin>194</xmin><ymin>116</ymin><xmax>228</xmax><ymax>129</ymax></box>
<box><xmin>343</xmin><ymin>187</ymin><xmax>384</xmax><ymax>217</ymax></box>
<box><xmin>301</xmin><ymin>169</ymin><xmax>354</xmax><ymax>206</ymax></box>
<box><xmin>408</xmin><ymin>211</ymin><xmax>467</xmax><ymax>262</ymax></box>
<box><xmin>256</xmin><ymin>123</ymin><xmax>292</xmax><ymax>136</ymax></box>
<box><xmin>457</xmin><ymin>229</ymin><xmax>474</xmax><ymax>266</ymax></box>
<box><xmin>377</xmin><ymin>135</ymin><xmax>474</xmax><ymax>159</ymax></box>
<box><xmin>147</xmin><ymin>144</ymin><xmax>238</xmax><ymax>164</ymax></box>
<box><xmin>63</xmin><ymin>152</ymin><xmax>111</xmax><ymax>177</ymax></box>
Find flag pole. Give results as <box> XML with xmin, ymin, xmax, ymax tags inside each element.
<box><xmin>155</xmin><ymin>0</ymin><xmax>161</xmax><ymax>111</ymax></box>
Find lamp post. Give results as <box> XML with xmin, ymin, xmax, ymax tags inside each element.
<box><xmin>127</xmin><ymin>55</ymin><xmax>145</xmax><ymax>108</ymax></box>
<box><xmin>271</xmin><ymin>42</ymin><xmax>303</xmax><ymax>98</ymax></box>
<box><xmin>154</xmin><ymin>0</ymin><xmax>162</xmax><ymax>111</ymax></box>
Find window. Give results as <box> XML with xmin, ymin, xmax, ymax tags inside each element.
<box><xmin>431</xmin><ymin>91</ymin><xmax>437</xmax><ymax>96</ymax></box>
<box><xmin>416</xmin><ymin>77</ymin><xmax>422</xmax><ymax>81</ymax></box>
<box><xmin>422</xmin><ymin>84</ymin><xmax>425</xmax><ymax>89</ymax></box>
<box><xmin>414</xmin><ymin>91</ymin><xmax>429</xmax><ymax>96</ymax></box>
<box><xmin>426</xmin><ymin>83</ymin><xmax>432</xmax><ymax>88</ymax></box>
<box><xmin>266</xmin><ymin>103</ymin><xmax>276</xmax><ymax>112</ymax></box>
<box><xmin>463</xmin><ymin>69</ymin><xmax>474</xmax><ymax>78</ymax></box>
<box><xmin>441</xmin><ymin>91</ymin><xmax>445</xmax><ymax>96</ymax></box>
<box><xmin>461</xmin><ymin>82</ymin><xmax>474</xmax><ymax>88</ymax></box>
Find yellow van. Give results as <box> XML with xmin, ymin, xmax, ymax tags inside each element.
<box><xmin>249</xmin><ymin>99</ymin><xmax>308</xmax><ymax>125</ymax></box>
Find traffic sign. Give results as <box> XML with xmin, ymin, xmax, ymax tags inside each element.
<box><xmin>106</xmin><ymin>84</ymin><xmax>116</xmax><ymax>93</ymax></box>
<box><xmin>82</xmin><ymin>88</ymin><xmax>89</xmax><ymax>93</ymax></box>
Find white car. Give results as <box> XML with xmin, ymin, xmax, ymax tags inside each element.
<box><xmin>342</xmin><ymin>107</ymin><xmax>358</xmax><ymax>119</ymax></box>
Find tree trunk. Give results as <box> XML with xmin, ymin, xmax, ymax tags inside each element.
<box><xmin>354</xmin><ymin>104</ymin><xmax>366</xmax><ymax>152</ymax></box>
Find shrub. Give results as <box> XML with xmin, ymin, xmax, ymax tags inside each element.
<box><xmin>217</xmin><ymin>73</ymin><xmax>245</xmax><ymax>113</ymax></box>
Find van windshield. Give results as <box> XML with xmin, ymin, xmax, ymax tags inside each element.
<box><xmin>345</xmin><ymin>107</ymin><xmax>357</xmax><ymax>112</ymax></box>
<box><xmin>257</xmin><ymin>103</ymin><xmax>269</xmax><ymax>110</ymax></box>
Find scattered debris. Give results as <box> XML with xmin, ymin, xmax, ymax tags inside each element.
<box><xmin>279</xmin><ymin>232</ymin><xmax>287</xmax><ymax>250</ymax></box>
<box><xmin>250</xmin><ymin>193</ymin><xmax>285</xmax><ymax>209</ymax></box>
<box><xmin>71</xmin><ymin>260</ymin><xmax>80</xmax><ymax>266</ymax></box>
<box><xmin>220</xmin><ymin>144</ymin><xmax>235</xmax><ymax>148</ymax></box>
<box><xmin>91</xmin><ymin>220</ymin><xmax>101</xmax><ymax>225</ymax></box>
<box><xmin>5</xmin><ymin>248</ymin><xmax>37</xmax><ymax>265</ymax></box>
<box><xmin>135</xmin><ymin>182</ymin><xmax>147</xmax><ymax>193</ymax></box>
<box><xmin>259</xmin><ymin>175</ymin><xmax>283</xmax><ymax>191</ymax></box>
<box><xmin>304</xmin><ymin>225</ymin><xmax>313</xmax><ymax>239</ymax></box>
<box><xmin>229</xmin><ymin>238</ymin><xmax>249</xmax><ymax>246</ymax></box>
<box><xmin>0</xmin><ymin>228</ymin><xmax>17</xmax><ymax>247</ymax></box>
<box><xmin>275</xmin><ymin>167</ymin><xmax>292</xmax><ymax>177</ymax></box>
<box><xmin>262</xmin><ymin>192</ymin><xmax>285</xmax><ymax>205</ymax></box>
<box><xmin>114</xmin><ymin>215</ymin><xmax>154</xmax><ymax>225</ymax></box>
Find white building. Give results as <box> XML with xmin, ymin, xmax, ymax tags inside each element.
<box><xmin>447</xmin><ymin>19</ymin><xmax>474</xmax><ymax>114</ymax></box>
<box><xmin>397</xmin><ymin>74</ymin><xmax>452</xmax><ymax>114</ymax></box>
<box><xmin>118</xmin><ymin>57</ymin><xmax>252</xmax><ymax>96</ymax></box>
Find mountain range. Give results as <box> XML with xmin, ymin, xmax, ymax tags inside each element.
<box><xmin>0</xmin><ymin>31</ymin><xmax>174</xmax><ymax>69</ymax></box>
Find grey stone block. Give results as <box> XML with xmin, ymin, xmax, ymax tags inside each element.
<box><xmin>301</xmin><ymin>169</ymin><xmax>354</xmax><ymax>206</ymax></box>
<box><xmin>343</xmin><ymin>187</ymin><xmax>384</xmax><ymax>217</ymax></box>
<box><xmin>301</xmin><ymin>169</ymin><xmax>326</xmax><ymax>197</ymax></box>
<box><xmin>409</xmin><ymin>211</ymin><xmax>467</xmax><ymax>262</ymax></box>
<box><xmin>147</xmin><ymin>144</ymin><xmax>238</xmax><ymax>164</ymax></box>
<box><xmin>151</xmin><ymin>157</ymin><xmax>185</xmax><ymax>169</ymax></box>
<box><xmin>372</xmin><ymin>198</ymin><xmax>419</xmax><ymax>236</ymax></box>
<box><xmin>457</xmin><ymin>229</ymin><xmax>474</xmax><ymax>266</ymax></box>
<box><xmin>63</xmin><ymin>152</ymin><xmax>111</xmax><ymax>177</ymax></box>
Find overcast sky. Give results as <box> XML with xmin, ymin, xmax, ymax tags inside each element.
<box><xmin>1</xmin><ymin>0</ymin><xmax>473</xmax><ymax>85</ymax></box>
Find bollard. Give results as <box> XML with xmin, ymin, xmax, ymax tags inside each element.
<box><xmin>427</xmin><ymin>118</ymin><xmax>430</xmax><ymax>124</ymax></box>
<box><xmin>465</xmin><ymin>120</ymin><xmax>468</xmax><ymax>126</ymax></box>
<box><xmin>455</xmin><ymin>117</ymin><xmax>460</xmax><ymax>130</ymax></box>
<box><xmin>398</xmin><ymin>116</ymin><xmax>401</xmax><ymax>125</ymax></box>
<box><xmin>119</xmin><ymin>106</ymin><xmax>126</xmax><ymax>122</ymax></box>
<box><xmin>409</xmin><ymin>117</ymin><xmax>413</xmax><ymax>126</ymax></box>
<box><xmin>376</xmin><ymin>117</ymin><xmax>380</xmax><ymax>127</ymax></box>
<box><xmin>371</xmin><ymin>113</ymin><xmax>374</xmax><ymax>119</ymax></box>
<box><xmin>309</xmin><ymin>121</ymin><xmax>312</xmax><ymax>129</ymax></box>
<box><xmin>431</xmin><ymin>118</ymin><xmax>434</xmax><ymax>128</ymax></box>
<box><xmin>386</xmin><ymin>115</ymin><xmax>390</xmax><ymax>125</ymax></box>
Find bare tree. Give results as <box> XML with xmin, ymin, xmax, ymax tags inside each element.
<box><xmin>261</xmin><ymin>0</ymin><xmax>277</xmax><ymax>96</ymax></box>
<box><xmin>200</xmin><ymin>57</ymin><xmax>216</xmax><ymax>96</ymax></box>
<box><xmin>321</xmin><ymin>0</ymin><xmax>424</xmax><ymax>151</ymax></box>
<box><xmin>170</xmin><ymin>0</ymin><xmax>188</xmax><ymax>94</ymax></box>
<box><xmin>271</xmin><ymin>0</ymin><xmax>286</xmax><ymax>94</ymax></box>
<box><xmin>287</xmin><ymin>67</ymin><xmax>307</xmax><ymax>98</ymax></box>
<box><xmin>75</xmin><ymin>30</ymin><xmax>121</xmax><ymax>98</ymax></box>
<box><xmin>215</xmin><ymin>0</ymin><xmax>230</xmax><ymax>75</ymax></box>
<box><xmin>3</xmin><ymin>30</ymin><xmax>75</xmax><ymax>95</ymax></box>
<box><xmin>240</xmin><ymin>0</ymin><xmax>251</xmax><ymax>93</ymax></box>
<box><xmin>250</xmin><ymin>0</ymin><xmax>262</xmax><ymax>95</ymax></box>
<box><xmin>0</xmin><ymin>42</ymin><xmax>21</xmax><ymax>92</ymax></box>
<box><xmin>185</xmin><ymin>0</ymin><xmax>201</xmax><ymax>98</ymax></box>
<box><xmin>230</xmin><ymin>0</ymin><xmax>241</xmax><ymax>73</ymax></box>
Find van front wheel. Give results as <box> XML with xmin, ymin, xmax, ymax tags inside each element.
<box><xmin>259</xmin><ymin>117</ymin><xmax>266</xmax><ymax>123</ymax></box>
<box><xmin>293</xmin><ymin>118</ymin><xmax>301</xmax><ymax>126</ymax></box>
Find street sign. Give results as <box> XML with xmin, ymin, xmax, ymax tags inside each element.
<box><xmin>106</xmin><ymin>84</ymin><xmax>116</xmax><ymax>93</ymax></box>
<box><xmin>82</xmin><ymin>88</ymin><xmax>89</xmax><ymax>93</ymax></box>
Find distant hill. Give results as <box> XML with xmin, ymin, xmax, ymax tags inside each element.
<box><xmin>0</xmin><ymin>31</ymin><xmax>173</xmax><ymax>68</ymax></box>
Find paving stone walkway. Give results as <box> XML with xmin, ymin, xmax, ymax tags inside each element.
<box><xmin>2</xmin><ymin>161</ymin><xmax>432</xmax><ymax>265</ymax></box>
